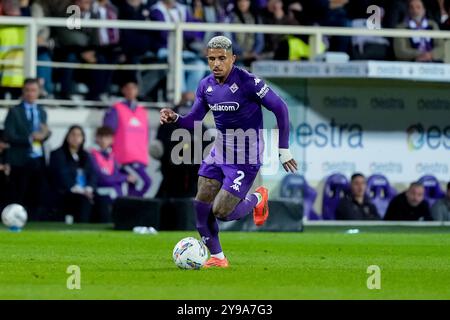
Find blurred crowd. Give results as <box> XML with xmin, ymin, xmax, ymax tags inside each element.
<box><xmin>1</xmin><ymin>0</ymin><xmax>450</xmax><ymax>100</ymax></box>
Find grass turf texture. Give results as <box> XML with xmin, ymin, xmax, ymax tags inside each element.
<box><xmin>1</xmin><ymin>223</ymin><xmax>450</xmax><ymax>299</ymax></box>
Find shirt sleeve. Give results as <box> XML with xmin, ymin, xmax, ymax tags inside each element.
<box><xmin>103</xmin><ymin>107</ymin><xmax>118</xmax><ymax>133</ymax></box>
<box><xmin>176</xmin><ymin>83</ymin><xmax>209</xmax><ymax>130</ymax></box>
<box><xmin>251</xmin><ymin>76</ymin><xmax>290</xmax><ymax>149</ymax></box>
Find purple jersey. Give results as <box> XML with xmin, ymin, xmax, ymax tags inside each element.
<box><xmin>177</xmin><ymin>66</ymin><xmax>290</xmax><ymax>166</ymax></box>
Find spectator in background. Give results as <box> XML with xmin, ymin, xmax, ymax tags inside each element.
<box><xmin>53</xmin><ymin>0</ymin><xmax>110</xmax><ymax>100</ymax></box>
<box><xmin>49</xmin><ymin>125</ymin><xmax>96</xmax><ymax>223</ymax></box>
<box><xmin>273</xmin><ymin>2</ymin><xmax>327</xmax><ymax>61</ymax></box>
<box><xmin>90</xmin><ymin>126</ymin><xmax>130</xmax><ymax>222</ymax></box>
<box><xmin>335</xmin><ymin>173</ymin><xmax>380</xmax><ymax>220</ymax></box>
<box><xmin>261</xmin><ymin>0</ymin><xmax>297</xmax><ymax>59</ymax></box>
<box><xmin>225</xmin><ymin>0</ymin><xmax>264</xmax><ymax>66</ymax></box>
<box><xmin>0</xmin><ymin>130</ymin><xmax>11</xmax><ymax>211</ymax></box>
<box><xmin>193</xmin><ymin>0</ymin><xmax>227</xmax><ymax>47</ymax></box>
<box><xmin>384</xmin><ymin>0</ymin><xmax>443</xmax><ymax>28</ymax></box>
<box><xmin>393</xmin><ymin>0</ymin><xmax>444</xmax><ymax>62</ymax></box>
<box><xmin>150</xmin><ymin>0</ymin><xmax>206</xmax><ymax>93</ymax></box>
<box><xmin>91</xmin><ymin>0</ymin><xmax>121</xmax><ymax>96</ymax></box>
<box><xmin>431</xmin><ymin>182</ymin><xmax>450</xmax><ymax>221</ymax></box>
<box><xmin>31</xmin><ymin>0</ymin><xmax>55</xmax><ymax>97</ymax></box>
<box><xmin>4</xmin><ymin>78</ymin><xmax>51</xmax><ymax>220</ymax></box>
<box><xmin>111</xmin><ymin>0</ymin><xmax>154</xmax><ymax>84</ymax></box>
<box><xmin>384</xmin><ymin>182</ymin><xmax>432</xmax><ymax>220</ymax></box>
<box><xmin>0</xmin><ymin>0</ymin><xmax>25</xmax><ymax>99</ymax></box>
<box><xmin>103</xmin><ymin>81</ymin><xmax>151</xmax><ymax>197</ymax></box>
<box><xmin>19</xmin><ymin>0</ymin><xmax>30</xmax><ymax>16</ymax></box>
<box><xmin>440</xmin><ymin>0</ymin><xmax>450</xmax><ymax>29</ymax></box>
<box><xmin>323</xmin><ymin>0</ymin><xmax>352</xmax><ymax>54</ymax></box>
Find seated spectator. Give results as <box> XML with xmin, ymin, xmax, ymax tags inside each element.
<box><xmin>384</xmin><ymin>0</ymin><xmax>443</xmax><ymax>28</ymax></box>
<box><xmin>150</xmin><ymin>0</ymin><xmax>206</xmax><ymax>93</ymax></box>
<box><xmin>261</xmin><ymin>0</ymin><xmax>297</xmax><ymax>59</ymax></box>
<box><xmin>103</xmin><ymin>81</ymin><xmax>151</xmax><ymax>197</ymax></box>
<box><xmin>273</xmin><ymin>2</ymin><xmax>327</xmax><ymax>61</ymax></box>
<box><xmin>0</xmin><ymin>129</ymin><xmax>10</xmax><ymax>211</ymax></box>
<box><xmin>53</xmin><ymin>0</ymin><xmax>110</xmax><ymax>100</ymax></box>
<box><xmin>91</xmin><ymin>0</ymin><xmax>121</xmax><ymax>96</ymax></box>
<box><xmin>335</xmin><ymin>173</ymin><xmax>380</xmax><ymax>220</ymax></box>
<box><xmin>90</xmin><ymin>126</ymin><xmax>132</xmax><ymax>222</ymax></box>
<box><xmin>323</xmin><ymin>0</ymin><xmax>352</xmax><ymax>54</ymax></box>
<box><xmin>193</xmin><ymin>0</ymin><xmax>227</xmax><ymax>46</ymax></box>
<box><xmin>440</xmin><ymin>0</ymin><xmax>450</xmax><ymax>29</ymax></box>
<box><xmin>0</xmin><ymin>0</ymin><xmax>24</xmax><ymax>99</ymax></box>
<box><xmin>225</xmin><ymin>0</ymin><xmax>265</xmax><ymax>66</ymax></box>
<box><xmin>384</xmin><ymin>182</ymin><xmax>432</xmax><ymax>221</ymax></box>
<box><xmin>110</xmin><ymin>0</ymin><xmax>153</xmax><ymax>84</ymax></box>
<box><xmin>431</xmin><ymin>182</ymin><xmax>450</xmax><ymax>221</ymax></box>
<box><xmin>49</xmin><ymin>125</ymin><xmax>96</xmax><ymax>222</ymax></box>
<box><xmin>393</xmin><ymin>0</ymin><xmax>444</xmax><ymax>62</ymax></box>
<box><xmin>19</xmin><ymin>0</ymin><xmax>30</xmax><ymax>16</ymax></box>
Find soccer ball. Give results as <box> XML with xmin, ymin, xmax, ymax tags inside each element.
<box><xmin>1</xmin><ymin>204</ymin><xmax>28</xmax><ymax>229</ymax></box>
<box><xmin>172</xmin><ymin>237</ymin><xmax>209</xmax><ymax>270</ymax></box>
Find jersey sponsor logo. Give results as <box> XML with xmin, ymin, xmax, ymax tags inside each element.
<box><xmin>208</xmin><ymin>101</ymin><xmax>240</xmax><ymax>111</ymax></box>
<box><xmin>256</xmin><ymin>84</ymin><xmax>269</xmax><ymax>99</ymax></box>
<box><xmin>229</xmin><ymin>82</ymin><xmax>239</xmax><ymax>93</ymax></box>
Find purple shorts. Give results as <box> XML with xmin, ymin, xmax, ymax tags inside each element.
<box><xmin>198</xmin><ymin>160</ymin><xmax>261</xmax><ymax>199</ymax></box>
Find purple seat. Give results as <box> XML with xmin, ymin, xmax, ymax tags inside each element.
<box><xmin>280</xmin><ymin>174</ymin><xmax>319</xmax><ymax>220</ymax></box>
<box><xmin>366</xmin><ymin>174</ymin><xmax>397</xmax><ymax>219</ymax></box>
<box><xmin>418</xmin><ymin>175</ymin><xmax>445</xmax><ymax>207</ymax></box>
<box><xmin>322</xmin><ymin>173</ymin><xmax>349</xmax><ymax>220</ymax></box>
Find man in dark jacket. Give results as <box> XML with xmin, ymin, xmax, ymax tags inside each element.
<box><xmin>384</xmin><ymin>182</ymin><xmax>432</xmax><ymax>221</ymax></box>
<box><xmin>4</xmin><ymin>78</ymin><xmax>51</xmax><ymax>220</ymax></box>
<box><xmin>335</xmin><ymin>173</ymin><xmax>380</xmax><ymax>220</ymax></box>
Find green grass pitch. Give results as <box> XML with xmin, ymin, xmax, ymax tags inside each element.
<box><xmin>1</xmin><ymin>223</ymin><xmax>450</xmax><ymax>299</ymax></box>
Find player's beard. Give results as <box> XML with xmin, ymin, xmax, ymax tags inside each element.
<box><xmin>214</xmin><ymin>75</ymin><xmax>224</xmax><ymax>82</ymax></box>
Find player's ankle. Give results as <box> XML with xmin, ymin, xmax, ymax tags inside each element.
<box><xmin>211</xmin><ymin>252</ymin><xmax>225</xmax><ymax>259</ymax></box>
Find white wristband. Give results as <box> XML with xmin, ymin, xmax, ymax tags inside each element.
<box><xmin>174</xmin><ymin>113</ymin><xmax>180</xmax><ymax>123</ymax></box>
<box><xmin>279</xmin><ymin>148</ymin><xmax>293</xmax><ymax>164</ymax></box>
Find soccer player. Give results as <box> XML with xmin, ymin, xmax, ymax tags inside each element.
<box><xmin>160</xmin><ymin>36</ymin><xmax>297</xmax><ymax>268</ymax></box>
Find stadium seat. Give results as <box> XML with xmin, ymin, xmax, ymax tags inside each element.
<box><xmin>418</xmin><ymin>175</ymin><xmax>445</xmax><ymax>207</ymax></box>
<box><xmin>322</xmin><ymin>173</ymin><xmax>349</xmax><ymax>220</ymax></box>
<box><xmin>366</xmin><ymin>174</ymin><xmax>397</xmax><ymax>219</ymax></box>
<box><xmin>280</xmin><ymin>174</ymin><xmax>319</xmax><ymax>220</ymax></box>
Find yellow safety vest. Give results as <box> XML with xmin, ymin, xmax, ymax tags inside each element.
<box><xmin>287</xmin><ymin>35</ymin><xmax>326</xmax><ymax>61</ymax></box>
<box><xmin>0</xmin><ymin>25</ymin><xmax>25</xmax><ymax>88</ymax></box>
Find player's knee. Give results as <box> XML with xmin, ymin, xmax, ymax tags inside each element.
<box><xmin>212</xmin><ymin>205</ymin><xmax>229</xmax><ymax>220</ymax></box>
<box><xmin>195</xmin><ymin>192</ymin><xmax>214</xmax><ymax>204</ymax></box>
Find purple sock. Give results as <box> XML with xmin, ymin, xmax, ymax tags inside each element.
<box><xmin>222</xmin><ymin>194</ymin><xmax>258</xmax><ymax>221</ymax></box>
<box><xmin>194</xmin><ymin>200</ymin><xmax>222</xmax><ymax>254</ymax></box>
